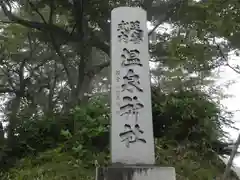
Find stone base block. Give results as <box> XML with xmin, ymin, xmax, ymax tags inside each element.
<box><xmin>96</xmin><ymin>165</ymin><xmax>176</xmax><ymax>180</ymax></box>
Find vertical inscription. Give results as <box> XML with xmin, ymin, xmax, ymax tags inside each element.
<box><xmin>116</xmin><ymin>19</ymin><xmax>146</xmax><ymax>147</ymax></box>
<box><xmin>116</xmin><ymin>70</ymin><xmax>121</xmax><ymax>114</ymax></box>
<box><xmin>111</xmin><ymin>7</ymin><xmax>155</xmax><ymax>164</ymax></box>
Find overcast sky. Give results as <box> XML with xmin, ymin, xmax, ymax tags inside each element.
<box><xmin>147</xmin><ymin>21</ymin><xmax>240</xmax><ymax>168</ymax></box>
<box><xmin>218</xmin><ymin>57</ymin><xmax>240</xmax><ymax>167</ymax></box>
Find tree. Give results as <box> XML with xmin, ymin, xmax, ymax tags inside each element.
<box><xmin>0</xmin><ymin>0</ymin><xmax>239</xmax><ymax>178</ymax></box>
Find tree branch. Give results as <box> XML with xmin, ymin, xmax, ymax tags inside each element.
<box><xmin>27</xmin><ymin>32</ymin><xmax>33</xmax><ymax>57</ymax></box>
<box><xmin>86</xmin><ymin>61</ymin><xmax>110</xmax><ymax>77</ymax></box>
<box><xmin>226</xmin><ymin>63</ymin><xmax>240</xmax><ymax>74</ymax></box>
<box><xmin>0</xmin><ymin>66</ymin><xmax>16</xmax><ymax>91</ymax></box>
<box><xmin>49</xmin><ymin>34</ymin><xmax>74</xmax><ymax>90</ymax></box>
<box><xmin>48</xmin><ymin>0</ymin><xmax>55</xmax><ymax>24</ymax></box>
<box><xmin>0</xmin><ymin>1</ymin><xmax>110</xmax><ymax>56</ymax></box>
<box><xmin>0</xmin><ymin>87</ymin><xmax>15</xmax><ymax>94</ymax></box>
<box><xmin>148</xmin><ymin>18</ymin><xmax>166</xmax><ymax>36</ymax></box>
<box><xmin>28</xmin><ymin>1</ymin><xmax>47</xmax><ymax>24</ymax></box>
<box><xmin>148</xmin><ymin>0</ymin><xmax>184</xmax><ymax>36</ymax></box>
<box><xmin>19</xmin><ymin>58</ymin><xmax>28</xmax><ymax>90</ymax></box>
<box><xmin>24</xmin><ymin>2</ymin><xmax>74</xmax><ymax>90</ymax></box>
<box><xmin>89</xmin><ymin>31</ymin><xmax>109</xmax><ymax>55</ymax></box>
<box><xmin>0</xmin><ymin>1</ymin><xmax>80</xmax><ymax>42</ymax></box>
<box><xmin>0</xmin><ymin>20</ymin><xmax>14</xmax><ymax>24</ymax></box>
<box><xmin>216</xmin><ymin>44</ymin><xmax>240</xmax><ymax>74</ymax></box>
<box><xmin>26</xmin><ymin>54</ymin><xmax>54</xmax><ymax>78</ymax></box>
<box><xmin>72</xmin><ymin>0</ymin><xmax>84</xmax><ymax>37</ymax></box>
<box><xmin>222</xmin><ymin>134</ymin><xmax>240</xmax><ymax>180</ymax></box>
<box><xmin>70</xmin><ymin>0</ymin><xmax>87</xmax><ymax>99</ymax></box>
<box><xmin>143</xmin><ymin>0</ymin><xmax>154</xmax><ymax>10</ymax></box>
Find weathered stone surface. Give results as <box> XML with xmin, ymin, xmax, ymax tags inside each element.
<box><xmin>111</xmin><ymin>6</ymin><xmax>155</xmax><ymax>165</ymax></box>
<box><xmin>97</xmin><ymin>165</ymin><xmax>176</xmax><ymax>180</ymax></box>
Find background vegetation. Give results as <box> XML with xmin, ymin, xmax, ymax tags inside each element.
<box><xmin>0</xmin><ymin>0</ymin><xmax>239</xmax><ymax>179</ymax></box>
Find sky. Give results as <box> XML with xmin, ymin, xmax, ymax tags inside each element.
<box><xmin>218</xmin><ymin>57</ymin><xmax>240</xmax><ymax>167</ymax></box>
<box><xmin>147</xmin><ymin>21</ymin><xmax>240</xmax><ymax>170</ymax></box>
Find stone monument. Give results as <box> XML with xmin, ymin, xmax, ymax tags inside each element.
<box><xmin>96</xmin><ymin>6</ymin><xmax>176</xmax><ymax>180</ymax></box>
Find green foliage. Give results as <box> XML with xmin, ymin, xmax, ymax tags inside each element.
<box><xmin>156</xmin><ymin>140</ymin><xmax>215</xmax><ymax>179</ymax></box>
<box><xmin>61</xmin><ymin>97</ymin><xmax>110</xmax><ymax>165</ymax></box>
<box><xmin>0</xmin><ymin>148</ymin><xmax>94</xmax><ymax>180</ymax></box>
<box><xmin>152</xmin><ymin>89</ymin><xmax>229</xmax><ymax>141</ymax></box>
<box><xmin>155</xmin><ymin>138</ymin><xmax>239</xmax><ymax>180</ymax></box>
<box><xmin>0</xmin><ymin>91</ymin><xmax>239</xmax><ymax>179</ymax></box>
<box><xmin>0</xmin><ymin>0</ymin><xmax>240</xmax><ymax>179</ymax></box>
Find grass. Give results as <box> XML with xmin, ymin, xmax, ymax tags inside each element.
<box><xmin>1</xmin><ymin>140</ymin><xmax>239</xmax><ymax>180</ymax></box>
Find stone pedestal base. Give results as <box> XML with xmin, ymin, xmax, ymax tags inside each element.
<box><xmin>96</xmin><ymin>165</ymin><xmax>176</xmax><ymax>180</ymax></box>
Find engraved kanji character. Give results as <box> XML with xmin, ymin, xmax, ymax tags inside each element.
<box><xmin>121</xmin><ymin>48</ymin><xmax>142</xmax><ymax>67</ymax></box>
<box><xmin>116</xmin><ymin>70</ymin><xmax>120</xmax><ymax>75</ymax></box>
<box><xmin>117</xmin><ymin>20</ymin><xmax>130</xmax><ymax>43</ymax></box>
<box><xmin>119</xmin><ymin>124</ymin><xmax>146</xmax><ymax>148</ymax></box>
<box><xmin>116</xmin><ymin>76</ymin><xmax>120</xmax><ymax>82</ymax></box>
<box><xmin>129</xmin><ymin>21</ymin><xmax>143</xmax><ymax>44</ymax></box>
<box><xmin>116</xmin><ymin>70</ymin><xmax>121</xmax><ymax>82</ymax></box>
<box><xmin>120</xmin><ymin>96</ymin><xmax>144</xmax><ymax>117</ymax></box>
<box><xmin>122</xmin><ymin>69</ymin><xmax>143</xmax><ymax>92</ymax></box>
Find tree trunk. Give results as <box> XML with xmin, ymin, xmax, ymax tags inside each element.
<box><xmin>222</xmin><ymin>133</ymin><xmax>240</xmax><ymax>180</ymax></box>
<box><xmin>0</xmin><ymin>122</ymin><xmax>4</xmax><ymax>146</ymax></box>
<box><xmin>7</xmin><ymin>96</ymin><xmax>21</xmax><ymax>149</ymax></box>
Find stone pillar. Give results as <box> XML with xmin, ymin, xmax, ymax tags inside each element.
<box><xmin>97</xmin><ymin>6</ymin><xmax>176</xmax><ymax>180</ymax></box>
